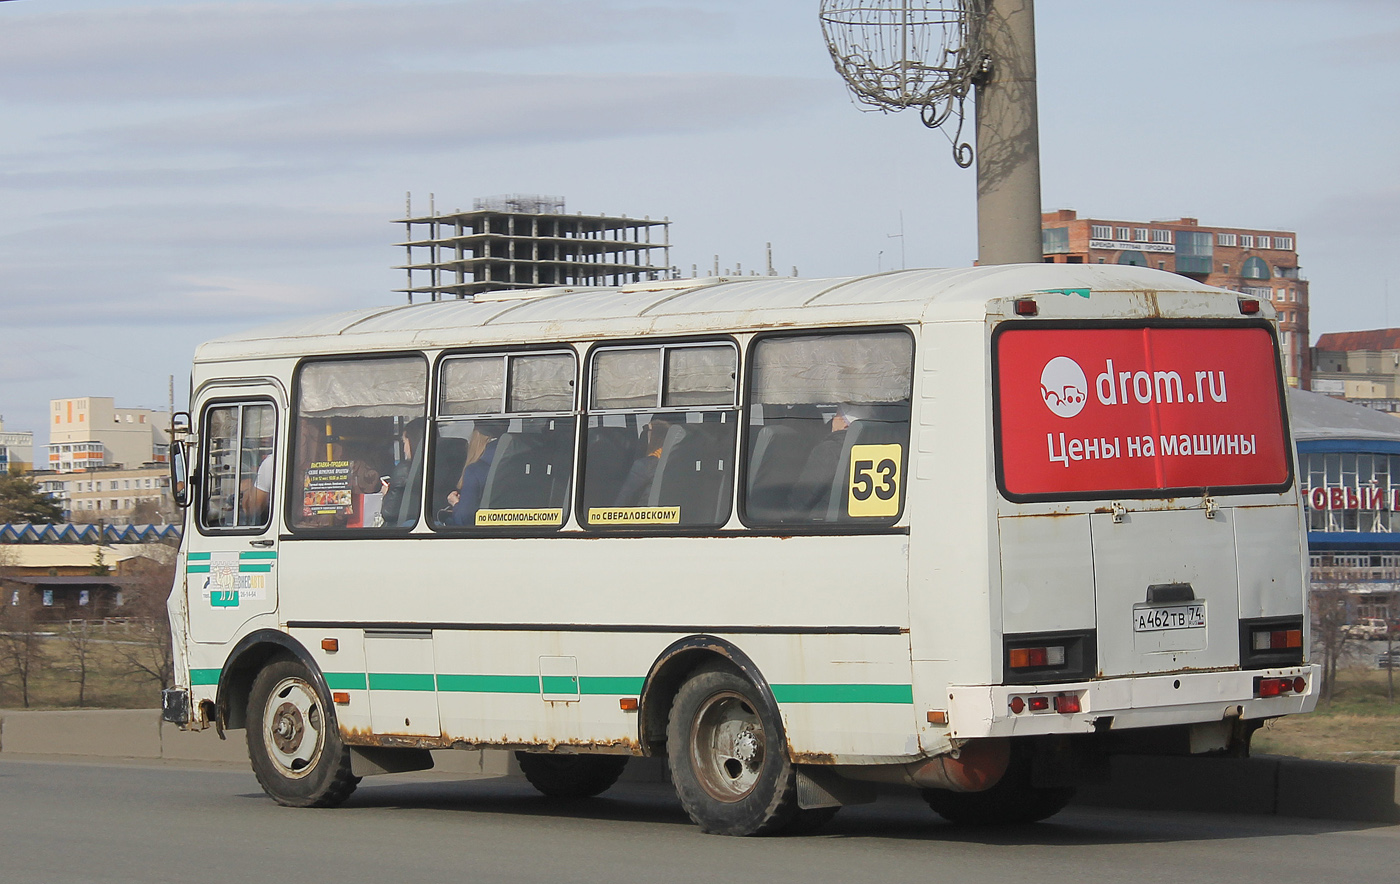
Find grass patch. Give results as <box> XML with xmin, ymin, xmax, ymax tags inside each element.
<box><xmin>1253</xmin><ymin>667</ymin><xmax>1400</xmax><ymax>763</ymax></box>
<box><xmin>0</xmin><ymin>630</ymin><xmax>167</xmax><ymax>710</ymax></box>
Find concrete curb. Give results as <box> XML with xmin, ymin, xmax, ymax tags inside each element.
<box><xmin>2</xmin><ymin>709</ymin><xmax>1395</xmax><ymax>823</ymax></box>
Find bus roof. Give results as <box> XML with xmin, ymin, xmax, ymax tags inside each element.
<box><xmin>194</xmin><ymin>264</ymin><xmax>1234</xmax><ymax>363</ymax></box>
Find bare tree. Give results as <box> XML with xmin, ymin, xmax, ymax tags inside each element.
<box><xmin>0</xmin><ymin>591</ymin><xmax>50</xmax><ymax>708</ymax></box>
<box><xmin>1311</xmin><ymin>570</ymin><xmax>1358</xmax><ymax>702</ymax></box>
<box><xmin>62</xmin><ymin>618</ymin><xmax>98</xmax><ymax>706</ymax></box>
<box><xmin>112</xmin><ymin>559</ymin><xmax>176</xmax><ymax>694</ymax></box>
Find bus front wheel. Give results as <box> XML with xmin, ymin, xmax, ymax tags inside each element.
<box><xmin>246</xmin><ymin>658</ymin><xmax>360</xmax><ymax>808</ymax></box>
<box><xmin>666</xmin><ymin>663</ymin><xmax>802</xmax><ymax>836</ymax></box>
<box><xmin>515</xmin><ymin>752</ymin><xmax>629</xmax><ymax>799</ymax></box>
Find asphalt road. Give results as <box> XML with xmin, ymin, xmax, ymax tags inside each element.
<box><xmin>2</xmin><ymin>758</ymin><xmax>1397</xmax><ymax>884</ymax></box>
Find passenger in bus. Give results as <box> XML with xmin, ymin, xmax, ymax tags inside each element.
<box><xmin>613</xmin><ymin>417</ymin><xmax>676</xmax><ymax>507</ymax></box>
<box><xmin>786</xmin><ymin>405</ymin><xmax>855</xmax><ymax>517</ymax></box>
<box><xmin>240</xmin><ymin>453</ymin><xmax>274</xmax><ymax>526</ymax></box>
<box><xmin>378</xmin><ymin>418</ymin><xmax>425</xmax><ymax>527</ymax></box>
<box><xmin>445</xmin><ymin>420</ymin><xmax>506</xmax><ymax>525</ymax></box>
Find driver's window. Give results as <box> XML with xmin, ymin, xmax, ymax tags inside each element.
<box><xmin>200</xmin><ymin>402</ymin><xmax>277</xmax><ymax>531</ymax></box>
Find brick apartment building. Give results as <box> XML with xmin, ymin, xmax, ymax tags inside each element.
<box><xmin>1042</xmin><ymin>210</ymin><xmax>1310</xmax><ymax>388</ymax></box>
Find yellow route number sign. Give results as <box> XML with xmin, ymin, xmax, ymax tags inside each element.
<box><xmin>847</xmin><ymin>444</ymin><xmax>903</xmax><ymax>518</ymax></box>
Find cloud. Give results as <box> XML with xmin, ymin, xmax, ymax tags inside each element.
<box><xmin>0</xmin><ymin>1</ymin><xmax>729</xmax><ymax>102</ymax></box>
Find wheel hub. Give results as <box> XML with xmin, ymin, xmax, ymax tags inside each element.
<box><xmin>733</xmin><ymin>728</ymin><xmax>760</xmax><ymax>768</ymax></box>
<box><xmin>272</xmin><ymin>702</ymin><xmax>305</xmax><ymax>753</ymax></box>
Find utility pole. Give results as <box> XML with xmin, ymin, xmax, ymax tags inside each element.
<box><xmin>976</xmin><ymin>0</ymin><xmax>1044</xmax><ymax>266</ymax></box>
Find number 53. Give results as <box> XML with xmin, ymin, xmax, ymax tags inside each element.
<box><xmin>847</xmin><ymin>444</ymin><xmax>903</xmax><ymax>518</ymax></box>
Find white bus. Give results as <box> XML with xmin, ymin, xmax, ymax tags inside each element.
<box><xmin>163</xmin><ymin>264</ymin><xmax>1317</xmax><ymax>835</ymax></box>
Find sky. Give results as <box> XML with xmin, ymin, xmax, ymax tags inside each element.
<box><xmin>1</xmin><ymin>0</ymin><xmax>1398</xmax><ymax>443</ymax></box>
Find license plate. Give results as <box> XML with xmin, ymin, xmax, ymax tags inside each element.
<box><xmin>1134</xmin><ymin>604</ymin><xmax>1206</xmax><ymax>632</ymax></box>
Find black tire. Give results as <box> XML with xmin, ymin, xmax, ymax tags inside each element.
<box><xmin>667</xmin><ymin>663</ymin><xmax>800</xmax><ymax>836</ymax></box>
<box><xmin>778</xmin><ymin>806</ymin><xmax>841</xmax><ymax>835</ymax></box>
<box><xmin>516</xmin><ymin>752</ymin><xmax>629</xmax><ymax>799</ymax></box>
<box><xmin>246</xmin><ymin>658</ymin><xmax>360</xmax><ymax>808</ymax></box>
<box><xmin>921</xmin><ymin>747</ymin><xmax>1074</xmax><ymax>826</ymax></box>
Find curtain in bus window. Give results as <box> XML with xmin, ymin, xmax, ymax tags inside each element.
<box><xmin>583</xmin><ymin>344</ymin><xmax>738</xmax><ymax>530</ymax></box>
<box><xmin>750</xmin><ymin>332</ymin><xmax>913</xmax><ymax>404</ymax></box>
<box><xmin>299</xmin><ymin>359</ymin><xmax>427</xmax><ymax>417</ymax></box>
<box><xmin>432</xmin><ymin>351</ymin><xmax>577</xmax><ymax>532</ymax></box>
<box><xmin>291</xmin><ymin>357</ymin><xmax>427</xmax><ymax>532</ymax></box>
<box><xmin>743</xmin><ymin>331</ymin><xmax>914</xmax><ymax>528</ymax></box>
<box><xmin>592</xmin><ymin>349</ymin><xmax>662</xmax><ymax>410</ymax></box>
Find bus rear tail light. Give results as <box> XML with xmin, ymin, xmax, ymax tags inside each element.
<box><xmin>1026</xmin><ymin>696</ymin><xmax>1050</xmax><ymax>712</ymax></box>
<box><xmin>1053</xmin><ymin>693</ymin><xmax>1081</xmax><ymax>714</ymax></box>
<box><xmin>1252</xmin><ymin>629</ymin><xmax>1302</xmax><ymax>651</ymax></box>
<box><xmin>1008</xmin><ymin>645</ymin><xmax>1066</xmax><ymax>669</ymax></box>
<box><xmin>1008</xmin><ymin>693</ymin><xmax>1082</xmax><ymax>715</ymax></box>
<box><xmin>1255</xmin><ymin>676</ymin><xmax>1306</xmax><ymax>698</ymax></box>
<box><xmin>1003</xmin><ymin>631</ymin><xmax>1096</xmax><ymax>684</ymax></box>
<box><xmin>1014</xmin><ymin>299</ymin><xmax>1038</xmax><ymax>316</ymax></box>
<box><xmin>1239</xmin><ymin>298</ymin><xmax>1261</xmax><ymax>314</ymax></box>
<box><xmin>1240</xmin><ymin>617</ymin><xmax>1305</xmax><ymax>669</ymax></box>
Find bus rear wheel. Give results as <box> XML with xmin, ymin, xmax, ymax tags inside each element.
<box><xmin>921</xmin><ymin>747</ymin><xmax>1074</xmax><ymax>826</ymax></box>
<box><xmin>515</xmin><ymin>752</ymin><xmax>629</xmax><ymax>799</ymax></box>
<box><xmin>246</xmin><ymin>658</ymin><xmax>360</xmax><ymax>808</ymax></box>
<box><xmin>667</xmin><ymin>664</ymin><xmax>801</xmax><ymax>836</ymax></box>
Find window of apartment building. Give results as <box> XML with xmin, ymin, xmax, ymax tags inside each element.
<box><xmin>1117</xmin><ymin>251</ymin><xmax>1147</xmax><ymax>267</ymax></box>
<box><xmin>1116</xmin><ymin>227</ymin><xmax>1131</xmax><ymax>240</ymax></box>
<box><xmin>1150</xmin><ymin>229</ymin><xmax>1172</xmax><ymax>244</ymax></box>
<box><xmin>1257</xmin><ymin>236</ymin><xmax>1272</xmax><ymax>250</ymax></box>
<box><xmin>1239</xmin><ymin>234</ymin><xmax>1255</xmax><ymax>249</ymax></box>
<box><xmin>1157</xmin><ymin>260</ymin><xmax>1166</xmax><ymax>270</ymax></box>
<box><xmin>1091</xmin><ymin>224</ymin><xmax>1112</xmax><ymax>239</ymax></box>
<box><xmin>1242</xmin><ymin>256</ymin><xmax>1270</xmax><ymax>280</ymax></box>
<box><xmin>1042</xmin><ymin>227</ymin><xmax>1070</xmax><ymax>254</ymax></box>
<box><xmin>1134</xmin><ymin>228</ymin><xmax>1149</xmax><ymax>242</ymax></box>
<box><xmin>1217</xmin><ymin>232</ymin><xmax>1237</xmax><ymax>247</ymax></box>
<box><xmin>1276</xmin><ymin>236</ymin><xmax>1293</xmax><ymax>250</ymax></box>
<box><xmin>1174</xmin><ymin>230</ymin><xmax>1213</xmax><ymax>274</ymax></box>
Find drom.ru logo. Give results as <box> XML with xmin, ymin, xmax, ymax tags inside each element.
<box><xmin>1040</xmin><ymin>356</ymin><xmax>1087</xmax><ymax>418</ymax></box>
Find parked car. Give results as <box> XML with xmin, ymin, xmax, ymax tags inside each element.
<box><xmin>1346</xmin><ymin>618</ymin><xmax>1391</xmax><ymax>641</ymax></box>
<box><xmin>1378</xmin><ymin>650</ymin><xmax>1400</xmax><ymax>669</ymax></box>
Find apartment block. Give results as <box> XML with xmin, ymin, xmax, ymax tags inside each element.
<box><xmin>48</xmin><ymin>397</ymin><xmax>170</xmax><ymax>471</ymax></box>
<box><xmin>0</xmin><ymin>416</ymin><xmax>35</xmax><ymax>472</ymax></box>
<box><xmin>1042</xmin><ymin>210</ymin><xmax>1310</xmax><ymax>387</ymax></box>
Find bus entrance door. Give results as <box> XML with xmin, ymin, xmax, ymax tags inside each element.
<box><xmin>186</xmin><ymin>389</ymin><xmax>283</xmax><ymax>646</ymax></box>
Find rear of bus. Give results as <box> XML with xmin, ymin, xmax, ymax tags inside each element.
<box><xmin>958</xmin><ymin>290</ymin><xmax>1316</xmax><ymax>760</ymax></box>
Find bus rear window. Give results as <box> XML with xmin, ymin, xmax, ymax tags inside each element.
<box><xmin>994</xmin><ymin>324</ymin><xmax>1291</xmax><ymax>500</ymax></box>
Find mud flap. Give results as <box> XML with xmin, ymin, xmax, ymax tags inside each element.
<box><xmin>350</xmin><ymin>746</ymin><xmax>434</xmax><ymax>777</ymax></box>
<box><xmin>796</xmin><ymin>766</ymin><xmax>878</xmax><ymax>809</ymax></box>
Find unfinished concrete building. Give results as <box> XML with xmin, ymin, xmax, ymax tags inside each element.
<box><xmin>394</xmin><ymin>194</ymin><xmax>672</xmax><ymax>301</ymax></box>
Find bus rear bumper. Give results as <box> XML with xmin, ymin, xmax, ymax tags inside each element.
<box><xmin>945</xmin><ymin>664</ymin><xmax>1320</xmax><ymax>740</ymax></box>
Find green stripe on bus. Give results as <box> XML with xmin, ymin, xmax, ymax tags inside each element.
<box><xmin>367</xmin><ymin>672</ymin><xmax>436</xmax><ymax>692</ymax></box>
<box><xmin>541</xmin><ymin>675</ymin><xmax>578</xmax><ymax>694</ymax></box>
<box><xmin>580</xmin><ymin>676</ymin><xmax>646</xmax><ymax>695</ymax></box>
<box><xmin>324</xmin><ymin>672</ymin><xmax>368</xmax><ymax>691</ymax></box>
<box><xmin>770</xmin><ymin>683</ymin><xmax>914</xmax><ymax>704</ymax></box>
<box><xmin>187</xmin><ymin>552</ymin><xmax>212</xmax><ymax>561</ymax></box>
<box><xmin>190</xmin><ymin>668</ymin><xmax>221</xmax><ymax>686</ymax></box>
<box><xmin>239</xmin><ymin>551</ymin><xmax>278</xmax><ymax>560</ymax></box>
<box><xmin>238</xmin><ymin>564</ymin><xmax>273</xmax><ymax>573</ymax></box>
<box><xmin>187</xmin><ymin>565</ymin><xmax>211</xmax><ymax>573</ymax></box>
<box><xmin>436</xmin><ymin>674</ymin><xmax>541</xmax><ymax>694</ymax></box>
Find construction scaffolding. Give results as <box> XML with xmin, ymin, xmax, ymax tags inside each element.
<box><xmin>394</xmin><ymin>194</ymin><xmax>672</xmax><ymax>301</ymax></box>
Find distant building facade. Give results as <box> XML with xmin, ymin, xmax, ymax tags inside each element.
<box><xmin>47</xmin><ymin>397</ymin><xmax>169</xmax><ymax>471</ymax></box>
<box><xmin>395</xmin><ymin>194</ymin><xmax>671</xmax><ymax>301</ymax></box>
<box><xmin>37</xmin><ymin>466</ymin><xmax>173</xmax><ymax>524</ymax></box>
<box><xmin>0</xmin><ymin>417</ymin><xmax>35</xmax><ymax>472</ymax></box>
<box><xmin>1310</xmin><ymin>329</ymin><xmax>1400</xmax><ymax>415</ymax></box>
<box><xmin>1041</xmin><ymin>210</ymin><xmax>1309</xmax><ymax>388</ymax></box>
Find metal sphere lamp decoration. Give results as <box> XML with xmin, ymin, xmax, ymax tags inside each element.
<box><xmin>819</xmin><ymin>0</ymin><xmax>987</xmax><ymax>167</ymax></box>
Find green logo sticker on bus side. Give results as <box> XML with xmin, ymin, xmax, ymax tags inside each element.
<box><xmin>847</xmin><ymin>444</ymin><xmax>902</xmax><ymax>518</ymax></box>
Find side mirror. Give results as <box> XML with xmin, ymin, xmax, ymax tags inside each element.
<box><xmin>171</xmin><ymin>439</ymin><xmax>191</xmax><ymax>509</ymax></box>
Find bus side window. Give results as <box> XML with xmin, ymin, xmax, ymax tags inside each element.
<box><xmin>289</xmin><ymin>356</ymin><xmax>428</xmax><ymax>532</ymax></box>
<box><xmin>200</xmin><ymin>402</ymin><xmax>277</xmax><ymax>532</ymax></box>
<box><xmin>743</xmin><ymin>330</ymin><xmax>913</xmax><ymax>527</ymax></box>
<box><xmin>581</xmin><ymin>343</ymin><xmax>737</xmax><ymax>530</ymax></box>
<box><xmin>431</xmin><ymin>350</ymin><xmax>577</xmax><ymax>532</ymax></box>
